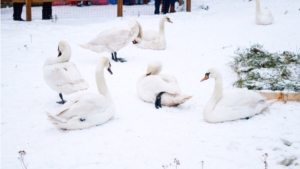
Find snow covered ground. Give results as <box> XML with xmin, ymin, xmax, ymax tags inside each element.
<box><xmin>1</xmin><ymin>0</ymin><xmax>300</xmax><ymax>169</ymax></box>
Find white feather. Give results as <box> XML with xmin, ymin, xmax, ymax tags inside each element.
<box><xmin>46</xmin><ymin>57</ymin><xmax>115</xmax><ymax>130</ymax></box>
<box><xmin>137</xmin><ymin>60</ymin><xmax>192</xmax><ymax>107</ymax></box>
<box><xmin>201</xmin><ymin>68</ymin><xmax>276</xmax><ymax>123</ymax></box>
<box><xmin>133</xmin><ymin>16</ymin><xmax>172</xmax><ymax>50</ymax></box>
<box><xmin>44</xmin><ymin>40</ymin><xmax>89</xmax><ymax>95</ymax></box>
<box><xmin>255</xmin><ymin>0</ymin><xmax>274</xmax><ymax>25</ymax></box>
<box><xmin>80</xmin><ymin>20</ymin><xmax>139</xmax><ymax>54</ymax></box>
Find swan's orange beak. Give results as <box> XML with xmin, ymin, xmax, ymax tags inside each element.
<box><xmin>201</xmin><ymin>75</ymin><xmax>209</xmax><ymax>82</ymax></box>
<box><xmin>132</xmin><ymin>40</ymin><xmax>137</xmax><ymax>44</ymax></box>
<box><xmin>167</xmin><ymin>19</ymin><xmax>173</xmax><ymax>23</ymax></box>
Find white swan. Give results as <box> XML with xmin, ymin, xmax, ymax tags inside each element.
<box><xmin>137</xmin><ymin>60</ymin><xmax>192</xmax><ymax>109</ymax></box>
<box><xmin>44</xmin><ymin>40</ymin><xmax>89</xmax><ymax>104</ymax></box>
<box><xmin>132</xmin><ymin>16</ymin><xmax>172</xmax><ymax>50</ymax></box>
<box><xmin>80</xmin><ymin>20</ymin><xmax>139</xmax><ymax>62</ymax></box>
<box><xmin>201</xmin><ymin>68</ymin><xmax>276</xmax><ymax>123</ymax></box>
<box><xmin>255</xmin><ymin>0</ymin><xmax>273</xmax><ymax>25</ymax></box>
<box><xmin>46</xmin><ymin>57</ymin><xmax>115</xmax><ymax>130</ymax></box>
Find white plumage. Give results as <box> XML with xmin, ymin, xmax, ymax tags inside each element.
<box><xmin>80</xmin><ymin>20</ymin><xmax>139</xmax><ymax>62</ymax></box>
<box><xmin>133</xmin><ymin>16</ymin><xmax>172</xmax><ymax>50</ymax></box>
<box><xmin>255</xmin><ymin>0</ymin><xmax>274</xmax><ymax>25</ymax></box>
<box><xmin>137</xmin><ymin>60</ymin><xmax>192</xmax><ymax>108</ymax></box>
<box><xmin>46</xmin><ymin>57</ymin><xmax>115</xmax><ymax>130</ymax></box>
<box><xmin>201</xmin><ymin>68</ymin><xmax>276</xmax><ymax>123</ymax></box>
<box><xmin>44</xmin><ymin>40</ymin><xmax>89</xmax><ymax>104</ymax></box>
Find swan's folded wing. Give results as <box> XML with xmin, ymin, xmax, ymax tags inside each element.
<box><xmin>55</xmin><ymin>94</ymin><xmax>109</xmax><ymax>119</ymax></box>
<box><xmin>44</xmin><ymin>62</ymin><xmax>89</xmax><ymax>94</ymax></box>
<box><xmin>137</xmin><ymin>39</ymin><xmax>166</xmax><ymax>50</ymax></box>
<box><xmin>88</xmin><ymin>28</ymin><xmax>132</xmax><ymax>46</ymax></box>
<box><xmin>142</xmin><ymin>30</ymin><xmax>159</xmax><ymax>41</ymax></box>
<box><xmin>217</xmin><ymin>89</ymin><xmax>266</xmax><ymax>108</ymax></box>
<box><xmin>159</xmin><ymin>74</ymin><xmax>178</xmax><ymax>84</ymax></box>
<box><xmin>139</xmin><ymin>76</ymin><xmax>180</xmax><ymax>95</ymax></box>
<box><xmin>158</xmin><ymin>74</ymin><xmax>181</xmax><ymax>93</ymax></box>
<box><xmin>64</xmin><ymin>62</ymin><xmax>88</xmax><ymax>83</ymax></box>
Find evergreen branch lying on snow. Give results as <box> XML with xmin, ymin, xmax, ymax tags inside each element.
<box><xmin>229</xmin><ymin>44</ymin><xmax>300</xmax><ymax>92</ymax></box>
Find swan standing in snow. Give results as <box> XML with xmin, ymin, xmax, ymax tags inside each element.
<box><xmin>46</xmin><ymin>57</ymin><xmax>115</xmax><ymax>130</ymax></box>
<box><xmin>80</xmin><ymin>20</ymin><xmax>139</xmax><ymax>62</ymax></box>
<box><xmin>44</xmin><ymin>41</ymin><xmax>89</xmax><ymax>104</ymax></box>
<box><xmin>137</xmin><ymin>60</ymin><xmax>192</xmax><ymax>109</ymax></box>
<box><xmin>200</xmin><ymin>68</ymin><xmax>276</xmax><ymax>123</ymax></box>
<box><xmin>255</xmin><ymin>0</ymin><xmax>273</xmax><ymax>25</ymax></box>
<box><xmin>132</xmin><ymin>16</ymin><xmax>172</xmax><ymax>50</ymax></box>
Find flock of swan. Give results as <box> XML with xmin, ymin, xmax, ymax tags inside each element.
<box><xmin>43</xmin><ymin>1</ymin><xmax>275</xmax><ymax>130</ymax></box>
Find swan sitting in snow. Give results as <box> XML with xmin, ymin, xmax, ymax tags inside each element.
<box><xmin>137</xmin><ymin>60</ymin><xmax>192</xmax><ymax>109</ymax></box>
<box><xmin>80</xmin><ymin>20</ymin><xmax>139</xmax><ymax>62</ymax></box>
<box><xmin>132</xmin><ymin>16</ymin><xmax>172</xmax><ymax>50</ymax></box>
<box><xmin>255</xmin><ymin>0</ymin><xmax>273</xmax><ymax>25</ymax></box>
<box><xmin>46</xmin><ymin>57</ymin><xmax>115</xmax><ymax>130</ymax></box>
<box><xmin>44</xmin><ymin>40</ymin><xmax>89</xmax><ymax>104</ymax></box>
<box><xmin>200</xmin><ymin>68</ymin><xmax>276</xmax><ymax>123</ymax></box>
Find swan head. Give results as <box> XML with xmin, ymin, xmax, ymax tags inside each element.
<box><xmin>146</xmin><ymin>60</ymin><xmax>162</xmax><ymax>76</ymax></box>
<box><xmin>201</xmin><ymin>68</ymin><xmax>219</xmax><ymax>82</ymax></box>
<box><xmin>98</xmin><ymin>57</ymin><xmax>113</xmax><ymax>75</ymax></box>
<box><xmin>161</xmin><ymin>15</ymin><xmax>173</xmax><ymax>23</ymax></box>
<box><xmin>57</xmin><ymin>40</ymin><xmax>71</xmax><ymax>62</ymax></box>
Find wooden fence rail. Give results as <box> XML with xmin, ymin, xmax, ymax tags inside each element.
<box><xmin>3</xmin><ymin>0</ymin><xmax>191</xmax><ymax>21</ymax></box>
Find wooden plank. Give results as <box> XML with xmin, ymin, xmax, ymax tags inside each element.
<box><xmin>26</xmin><ymin>0</ymin><xmax>32</xmax><ymax>21</ymax></box>
<box><xmin>186</xmin><ymin>0</ymin><xmax>191</xmax><ymax>12</ymax></box>
<box><xmin>117</xmin><ymin>0</ymin><xmax>123</xmax><ymax>17</ymax></box>
<box><xmin>259</xmin><ymin>92</ymin><xmax>300</xmax><ymax>102</ymax></box>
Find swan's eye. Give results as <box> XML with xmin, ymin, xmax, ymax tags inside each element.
<box><xmin>205</xmin><ymin>72</ymin><xmax>210</xmax><ymax>76</ymax></box>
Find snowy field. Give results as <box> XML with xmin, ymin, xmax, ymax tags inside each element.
<box><xmin>1</xmin><ymin>0</ymin><xmax>300</xmax><ymax>169</ymax></box>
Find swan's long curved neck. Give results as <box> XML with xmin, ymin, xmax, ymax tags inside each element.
<box><xmin>59</xmin><ymin>46</ymin><xmax>71</xmax><ymax>63</ymax></box>
<box><xmin>159</xmin><ymin>19</ymin><xmax>165</xmax><ymax>38</ymax></box>
<box><xmin>255</xmin><ymin>0</ymin><xmax>261</xmax><ymax>14</ymax></box>
<box><xmin>203</xmin><ymin>72</ymin><xmax>223</xmax><ymax>115</ymax></box>
<box><xmin>136</xmin><ymin>21</ymin><xmax>143</xmax><ymax>38</ymax></box>
<box><xmin>62</xmin><ymin>51</ymin><xmax>71</xmax><ymax>62</ymax></box>
<box><xmin>212</xmin><ymin>74</ymin><xmax>223</xmax><ymax>102</ymax></box>
<box><xmin>95</xmin><ymin>61</ymin><xmax>112</xmax><ymax>102</ymax></box>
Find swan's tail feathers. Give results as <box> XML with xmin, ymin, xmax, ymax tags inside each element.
<box><xmin>162</xmin><ymin>93</ymin><xmax>192</xmax><ymax>107</ymax></box>
<box><xmin>45</xmin><ymin>111</ymin><xmax>67</xmax><ymax>129</ymax></box>
<box><xmin>255</xmin><ymin>99</ymin><xmax>277</xmax><ymax>115</ymax></box>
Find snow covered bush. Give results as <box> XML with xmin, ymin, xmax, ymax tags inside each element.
<box><xmin>229</xmin><ymin>44</ymin><xmax>300</xmax><ymax>92</ymax></box>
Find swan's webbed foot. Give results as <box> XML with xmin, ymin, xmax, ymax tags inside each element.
<box><xmin>57</xmin><ymin>93</ymin><xmax>66</xmax><ymax>104</ymax></box>
<box><xmin>56</xmin><ymin>100</ymin><xmax>66</xmax><ymax>104</ymax></box>
<box><xmin>111</xmin><ymin>52</ymin><xmax>127</xmax><ymax>63</ymax></box>
<box><xmin>116</xmin><ymin>58</ymin><xmax>127</xmax><ymax>62</ymax></box>
<box><xmin>155</xmin><ymin>92</ymin><xmax>165</xmax><ymax>109</ymax></box>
